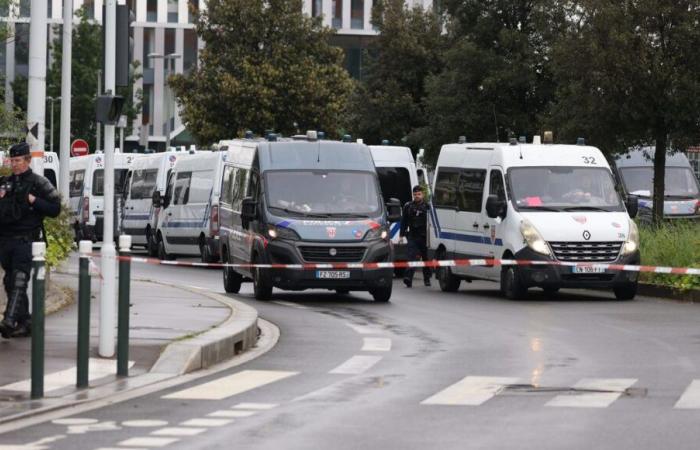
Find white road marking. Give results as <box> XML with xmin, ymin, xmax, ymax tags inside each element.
<box><xmin>122</xmin><ymin>420</ymin><xmax>169</xmax><ymax>428</ymax></box>
<box><xmin>272</xmin><ymin>301</ymin><xmax>309</xmax><ymax>310</ymax></box>
<box><xmin>361</xmin><ymin>337</ymin><xmax>392</xmax><ymax>352</ymax></box>
<box><xmin>421</xmin><ymin>376</ymin><xmax>520</xmax><ymax>406</ymax></box>
<box><xmin>66</xmin><ymin>421</ymin><xmax>121</xmax><ymax>434</ymax></box>
<box><xmin>329</xmin><ymin>355</ymin><xmax>383</xmax><ymax>375</ymax></box>
<box><xmin>346</xmin><ymin>323</ymin><xmax>384</xmax><ymax>335</ymax></box>
<box><xmin>180</xmin><ymin>418</ymin><xmax>232</xmax><ymax>427</ymax></box>
<box><xmin>208</xmin><ymin>410</ymin><xmax>255</xmax><ymax>418</ymax></box>
<box><xmin>117</xmin><ymin>437</ymin><xmax>179</xmax><ymax>447</ymax></box>
<box><xmin>151</xmin><ymin>427</ymin><xmax>207</xmax><ymax>436</ymax></box>
<box><xmin>0</xmin><ymin>435</ymin><xmax>66</xmax><ymax>450</ymax></box>
<box><xmin>546</xmin><ymin>378</ymin><xmax>637</xmax><ymax>408</ymax></box>
<box><xmin>51</xmin><ymin>418</ymin><xmax>98</xmax><ymax>426</ymax></box>
<box><xmin>96</xmin><ymin>448</ymin><xmax>147</xmax><ymax>450</ymax></box>
<box><xmin>675</xmin><ymin>380</ymin><xmax>700</xmax><ymax>409</ymax></box>
<box><xmin>233</xmin><ymin>403</ymin><xmax>278</xmax><ymax>410</ymax></box>
<box><xmin>0</xmin><ymin>359</ymin><xmax>134</xmax><ymax>393</ymax></box>
<box><xmin>162</xmin><ymin>370</ymin><xmax>298</xmax><ymax>400</ymax></box>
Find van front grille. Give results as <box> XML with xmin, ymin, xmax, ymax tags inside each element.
<box><xmin>549</xmin><ymin>241</ymin><xmax>622</xmax><ymax>263</ymax></box>
<box><xmin>299</xmin><ymin>246</ymin><xmax>366</xmax><ymax>263</ymax></box>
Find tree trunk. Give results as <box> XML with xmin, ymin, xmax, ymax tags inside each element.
<box><xmin>652</xmin><ymin>134</ymin><xmax>667</xmax><ymax>226</ymax></box>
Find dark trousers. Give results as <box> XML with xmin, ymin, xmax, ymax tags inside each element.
<box><xmin>0</xmin><ymin>238</ymin><xmax>32</xmax><ymax>325</ymax></box>
<box><xmin>404</xmin><ymin>236</ymin><xmax>431</xmax><ymax>282</ymax></box>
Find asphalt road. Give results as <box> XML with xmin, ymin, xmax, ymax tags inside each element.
<box><xmin>2</xmin><ymin>254</ymin><xmax>700</xmax><ymax>450</ymax></box>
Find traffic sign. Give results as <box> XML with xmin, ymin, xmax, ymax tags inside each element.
<box><xmin>71</xmin><ymin>139</ymin><xmax>89</xmax><ymax>157</ymax></box>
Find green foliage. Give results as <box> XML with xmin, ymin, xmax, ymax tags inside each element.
<box><xmin>44</xmin><ymin>202</ymin><xmax>75</xmax><ymax>269</ymax></box>
<box><xmin>0</xmin><ymin>104</ymin><xmax>24</xmax><ymax>152</ymax></box>
<box><xmin>345</xmin><ymin>0</ymin><xmax>445</xmax><ymax>147</ymax></box>
<box><xmin>0</xmin><ymin>166</ymin><xmax>9</xmax><ymax>177</ymax></box>
<box><xmin>170</xmin><ymin>0</ymin><xmax>353</xmax><ymax>144</ymax></box>
<box><xmin>639</xmin><ymin>222</ymin><xmax>700</xmax><ymax>291</ymax></box>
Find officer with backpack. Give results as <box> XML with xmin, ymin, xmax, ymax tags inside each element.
<box><xmin>0</xmin><ymin>142</ymin><xmax>61</xmax><ymax>338</ymax></box>
<box><xmin>400</xmin><ymin>185</ymin><xmax>432</xmax><ymax>288</ymax></box>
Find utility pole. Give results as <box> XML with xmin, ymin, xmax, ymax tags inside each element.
<box><xmin>59</xmin><ymin>0</ymin><xmax>73</xmax><ymax>200</ymax></box>
<box><xmin>48</xmin><ymin>96</ymin><xmax>60</xmax><ymax>154</ymax></box>
<box><xmin>96</xmin><ymin>70</ymin><xmax>102</xmax><ymax>152</ymax></box>
<box><xmin>100</xmin><ymin>0</ymin><xmax>117</xmax><ymax>358</ymax></box>
<box><xmin>27</xmin><ymin>0</ymin><xmax>48</xmax><ymax>176</ymax></box>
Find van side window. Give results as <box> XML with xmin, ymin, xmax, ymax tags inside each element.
<box><xmin>248</xmin><ymin>172</ymin><xmax>259</xmax><ymax>201</ymax></box>
<box><xmin>457</xmin><ymin>169</ymin><xmax>486</xmax><ymax>212</ymax></box>
<box><xmin>489</xmin><ymin>170</ymin><xmax>506</xmax><ymax>201</ymax></box>
<box><xmin>173</xmin><ymin>172</ymin><xmax>192</xmax><ymax>205</ymax></box>
<box><xmin>220</xmin><ymin>166</ymin><xmax>235</xmax><ymax>206</ymax></box>
<box><xmin>376</xmin><ymin>167</ymin><xmax>412</xmax><ymax>205</ymax></box>
<box><xmin>230</xmin><ymin>168</ymin><xmax>249</xmax><ymax>212</ymax></box>
<box><xmin>69</xmin><ymin>170</ymin><xmax>85</xmax><ymax>198</ymax></box>
<box><xmin>434</xmin><ymin>169</ymin><xmax>460</xmax><ymax>209</ymax></box>
<box><xmin>188</xmin><ymin>170</ymin><xmax>214</xmax><ymax>203</ymax></box>
<box><xmin>130</xmin><ymin>169</ymin><xmax>158</xmax><ymax>200</ymax></box>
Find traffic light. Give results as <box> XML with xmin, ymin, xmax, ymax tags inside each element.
<box><xmin>96</xmin><ymin>95</ymin><xmax>125</xmax><ymax>125</ymax></box>
<box><xmin>116</xmin><ymin>4</ymin><xmax>134</xmax><ymax>87</ymax></box>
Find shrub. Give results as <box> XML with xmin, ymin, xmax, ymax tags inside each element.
<box><xmin>639</xmin><ymin>222</ymin><xmax>700</xmax><ymax>291</ymax></box>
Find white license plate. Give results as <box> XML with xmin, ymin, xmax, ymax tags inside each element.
<box><xmin>572</xmin><ymin>266</ymin><xmax>606</xmax><ymax>274</ymax></box>
<box><xmin>316</xmin><ymin>270</ymin><xmax>351</xmax><ymax>279</ymax></box>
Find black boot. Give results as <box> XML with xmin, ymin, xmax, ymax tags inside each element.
<box><xmin>0</xmin><ymin>271</ymin><xmax>29</xmax><ymax>339</ymax></box>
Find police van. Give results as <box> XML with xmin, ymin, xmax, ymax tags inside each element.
<box><xmin>218</xmin><ymin>132</ymin><xmax>401</xmax><ymax>301</ymax></box>
<box><xmin>613</xmin><ymin>147</ymin><xmax>700</xmax><ymax>223</ymax></box>
<box><xmin>69</xmin><ymin>151</ymin><xmax>139</xmax><ymax>241</ymax></box>
<box><xmin>122</xmin><ymin>150</ymin><xmax>189</xmax><ymax>255</ymax></box>
<box><xmin>41</xmin><ymin>152</ymin><xmax>60</xmax><ymax>188</ymax></box>
<box><xmin>154</xmin><ymin>150</ymin><xmax>229</xmax><ymax>261</ymax></box>
<box><xmin>430</xmin><ymin>137</ymin><xmax>641</xmax><ymax>300</ymax></box>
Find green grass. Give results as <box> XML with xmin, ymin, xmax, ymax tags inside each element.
<box><xmin>639</xmin><ymin>222</ymin><xmax>700</xmax><ymax>291</ymax></box>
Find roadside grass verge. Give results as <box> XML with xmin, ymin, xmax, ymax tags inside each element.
<box><xmin>639</xmin><ymin>222</ymin><xmax>700</xmax><ymax>291</ymax></box>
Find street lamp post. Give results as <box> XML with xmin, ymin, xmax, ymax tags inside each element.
<box><xmin>148</xmin><ymin>52</ymin><xmax>181</xmax><ymax>151</ymax></box>
<box><xmin>47</xmin><ymin>96</ymin><xmax>61</xmax><ymax>154</ymax></box>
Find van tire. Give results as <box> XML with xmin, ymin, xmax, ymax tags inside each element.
<box><xmin>252</xmin><ymin>254</ymin><xmax>273</xmax><ymax>301</ymax></box>
<box><xmin>157</xmin><ymin>236</ymin><xmax>171</xmax><ymax>261</ymax></box>
<box><xmin>147</xmin><ymin>229</ymin><xmax>158</xmax><ymax>257</ymax></box>
<box><xmin>200</xmin><ymin>238</ymin><xmax>214</xmax><ymax>263</ymax></box>
<box><xmin>543</xmin><ymin>286</ymin><xmax>559</xmax><ymax>295</ymax></box>
<box><xmin>336</xmin><ymin>289</ymin><xmax>350</xmax><ymax>295</ymax></box>
<box><xmin>370</xmin><ymin>285</ymin><xmax>392</xmax><ymax>302</ymax></box>
<box><xmin>437</xmin><ymin>251</ymin><xmax>460</xmax><ymax>292</ymax></box>
<box><xmin>501</xmin><ymin>266</ymin><xmax>528</xmax><ymax>300</ymax></box>
<box><xmin>614</xmin><ymin>283</ymin><xmax>637</xmax><ymax>300</ymax></box>
<box><xmin>223</xmin><ymin>250</ymin><xmax>242</xmax><ymax>294</ymax></box>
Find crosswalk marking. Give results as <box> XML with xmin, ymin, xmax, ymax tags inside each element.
<box><xmin>233</xmin><ymin>403</ymin><xmax>278</xmax><ymax>410</ymax></box>
<box><xmin>361</xmin><ymin>338</ymin><xmax>392</xmax><ymax>352</ymax></box>
<box><xmin>546</xmin><ymin>378</ymin><xmax>637</xmax><ymax>408</ymax></box>
<box><xmin>421</xmin><ymin>376</ymin><xmax>520</xmax><ymax>406</ymax></box>
<box><xmin>162</xmin><ymin>370</ymin><xmax>298</xmax><ymax>400</ymax></box>
<box><xmin>329</xmin><ymin>355</ymin><xmax>382</xmax><ymax>375</ymax></box>
<box><xmin>118</xmin><ymin>437</ymin><xmax>179</xmax><ymax>447</ymax></box>
<box><xmin>151</xmin><ymin>427</ymin><xmax>206</xmax><ymax>437</ymax></box>
<box><xmin>0</xmin><ymin>359</ymin><xmax>134</xmax><ymax>393</ymax></box>
<box><xmin>675</xmin><ymin>380</ymin><xmax>700</xmax><ymax>409</ymax></box>
<box><xmin>208</xmin><ymin>410</ymin><xmax>255</xmax><ymax>418</ymax></box>
<box><xmin>346</xmin><ymin>323</ymin><xmax>384</xmax><ymax>335</ymax></box>
<box><xmin>180</xmin><ymin>418</ymin><xmax>232</xmax><ymax>427</ymax></box>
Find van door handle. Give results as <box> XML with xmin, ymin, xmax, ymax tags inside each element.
<box><xmin>167</xmin><ymin>212</ymin><xmax>172</xmax><ymax>216</ymax></box>
<box><xmin>472</xmin><ymin>222</ymin><xmax>479</xmax><ymax>229</ymax></box>
<box><xmin>483</xmin><ymin>224</ymin><xmax>490</xmax><ymax>230</ymax></box>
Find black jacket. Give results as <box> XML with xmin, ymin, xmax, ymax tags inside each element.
<box><xmin>400</xmin><ymin>200</ymin><xmax>429</xmax><ymax>239</ymax></box>
<box><xmin>0</xmin><ymin>169</ymin><xmax>61</xmax><ymax>238</ymax></box>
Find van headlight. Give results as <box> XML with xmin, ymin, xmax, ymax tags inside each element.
<box><xmin>621</xmin><ymin>220</ymin><xmax>639</xmax><ymax>255</ymax></box>
<box><xmin>520</xmin><ymin>220</ymin><xmax>551</xmax><ymax>256</ymax></box>
<box><xmin>268</xmin><ymin>225</ymin><xmax>300</xmax><ymax>241</ymax></box>
<box><xmin>365</xmin><ymin>227</ymin><xmax>389</xmax><ymax>241</ymax></box>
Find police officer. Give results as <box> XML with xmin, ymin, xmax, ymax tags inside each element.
<box><xmin>0</xmin><ymin>142</ymin><xmax>61</xmax><ymax>339</ymax></box>
<box><xmin>400</xmin><ymin>185</ymin><xmax>431</xmax><ymax>288</ymax></box>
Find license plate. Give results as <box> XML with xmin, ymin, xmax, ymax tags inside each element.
<box><xmin>572</xmin><ymin>266</ymin><xmax>606</xmax><ymax>274</ymax></box>
<box><xmin>316</xmin><ymin>270</ymin><xmax>351</xmax><ymax>279</ymax></box>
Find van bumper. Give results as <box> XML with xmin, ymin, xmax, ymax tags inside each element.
<box><xmin>513</xmin><ymin>247</ymin><xmax>641</xmax><ymax>289</ymax></box>
<box><xmin>264</xmin><ymin>239</ymin><xmax>394</xmax><ymax>291</ymax></box>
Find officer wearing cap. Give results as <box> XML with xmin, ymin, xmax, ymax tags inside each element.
<box><xmin>400</xmin><ymin>185</ymin><xmax>432</xmax><ymax>288</ymax></box>
<box><xmin>0</xmin><ymin>142</ymin><xmax>60</xmax><ymax>339</ymax></box>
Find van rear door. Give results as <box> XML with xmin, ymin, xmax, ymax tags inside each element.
<box><xmin>451</xmin><ymin>168</ymin><xmax>490</xmax><ymax>278</ymax></box>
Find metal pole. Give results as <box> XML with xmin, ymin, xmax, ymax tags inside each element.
<box><xmin>119</xmin><ymin>126</ymin><xmax>124</xmax><ymax>153</ymax></box>
<box><xmin>117</xmin><ymin>235</ymin><xmax>131</xmax><ymax>377</ymax></box>
<box><xmin>31</xmin><ymin>242</ymin><xmax>47</xmax><ymax>399</ymax></box>
<box><xmin>96</xmin><ymin>70</ymin><xmax>102</xmax><ymax>152</ymax></box>
<box><xmin>49</xmin><ymin>98</ymin><xmax>54</xmax><ymax>154</ymax></box>
<box><xmin>100</xmin><ymin>0</ymin><xmax>117</xmax><ymax>358</ymax></box>
<box><xmin>76</xmin><ymin>241</ymin><xmax>92</xmax><ymax>388</ymax></box>
<box><xmin>27</xmin><ymin>0</ymin><xmax>48</xmax><ymax>176</ymax></box>
<box><xmin>58</xmin><ymin>0</ymin><xmax>73</xmax><ymax>200</ymax></box>
<box><xmin>165</xmin><ymin>60</ymin><xmax>171</xmax><ymax>151</ymax></box>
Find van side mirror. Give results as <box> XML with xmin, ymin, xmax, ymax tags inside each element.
<box><xmin>485</xmin><ymin>195</ymin><xmax>507</xmax><ymax>219</ymax></box>
<box><xmin>241</xmin><ymin>197</ymin><xmax>257</xmax><ymax>221</ymax></box>
<box><xmin>625</xmin><ymin>195</ymin><xmax>639</xmax><ymax>219</ymax></box>
<box><xmin>152</xmin><ymin>190</ymin><xmax>161</xmax><ymax>208</ymax></box>
<box><xmin>386</xmin><ymin>197</ymin><xmax>402</xmax><ymax>223</ymax></box>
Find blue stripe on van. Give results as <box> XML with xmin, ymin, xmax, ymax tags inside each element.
<box><xmin>428</xmin><ymin>205</ymin><xmax>503</xmax><ymax>247</ymax></box>
<box><xmin>163</xmin><ymin>220</ymin><xmax>206</xmax><ymax>228</ymax></box>
<box><xmin>123</xmin><ymin>214</ymin><xmax>151</xmax><ymax>221</ymax></box>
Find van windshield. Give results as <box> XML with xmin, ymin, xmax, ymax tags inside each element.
<box><xmin>265</xmin><ymin>170</ymin><xmax>381</xmax><ymax>217</ymax></box>
<box><xmin>508</xmin><ymin>167</ymin><xmax>625</xmax><ymax>212</ymax></box>
<box><xmin>619</xmin><ymin>167</ymin><xmax>700</xmax><ymax>198</ymax></box>
<box><xmin>93</xmin><ymin>169</ymin><xmax>129</xmax><ymax>196</ymax></box>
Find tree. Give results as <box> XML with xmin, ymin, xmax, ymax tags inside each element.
<box><xmin>549</xmin><ymin>0</ymin><xmax>700</xmax><ymax>224</ymax></box>
<box><xmin>170</xmin><ymin>0</ymin><xmax>353</xmax><ymax>144</ymax></box>
<box><xmin>415</xmin><ymin>0</ymin><xmax>564</xmax><ymax>165</ymax></box>
<box><xmin>345</xmin><ymin>0</ymin><xmax>445</xmax><ymax>147</ymax></box>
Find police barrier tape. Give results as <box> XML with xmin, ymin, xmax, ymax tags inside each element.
<box><xmin>89</xmin><ymin>253</ymin><xmax>700</xmax><ymax>276</ymax></box>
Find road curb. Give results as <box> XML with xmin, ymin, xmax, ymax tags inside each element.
<box><xmin>638</xmin><ymin>283</ymin><xmax>700</xmax><ymax>303</ymax></box>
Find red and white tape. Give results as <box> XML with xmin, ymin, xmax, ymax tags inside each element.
<box><xmin>89</xmin><ymin>254</ymin><xmax>700</xmax><ymax>276</ymax></box>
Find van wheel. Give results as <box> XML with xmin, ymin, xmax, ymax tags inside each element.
<box><xmin>370</xmin><ymin>285</ymin><xmax>392</xmax><ymax>302</ymax></box>
<box><xmin>393</xmin><ymin>268</ymin><xmax>406</xmax><ymax>278</ymax></box>
<box><xmin>501</xmin><ymin>266</ymin><xmax>528</xmax><ymax>300</ymax></box>
<box><xmin>437</xmin><ymin>252</ymin><xmax>460</xmax><ymax>292</ymax></box>
<box><xmin>614</xmin><ymin>283</ymin><xmax>637</xmax><ymax>301</ymax></box>
<box><xmin>252</xmin><ymin>254</ymin><xmax>273</xmax><ymax>301</ymax></box>
<box><xmin>223</xmin><ymin>251</ymin><xmax>242</xmax><ymax>294</ymax></box>
<box><xmin>336</xmin><ymin>289</ymin><xmax>350</xmax><ymax>295</ymax></box>
<box><xmin>157</xmin><ymin>236</ymin><xmax>171</xmax><ymax>261</ymax></box>
<box><xmin>200</xmin><ymin>239</ymin><xmax>214</xmax><ymax>263</ymax></box>
<box><xmin>543</xmin><ymin>286</ymin><xmax>560</xmax><ymax>295</ymax></box>
<box><xmin>74</xmin><ymin>224</ymin><xmax>84</xmax><ymax>244</ymax></box>
<box><xmin>147</xmin><ymin>230</ymin><xmax>158</xmax><ymax>257</ymax></box>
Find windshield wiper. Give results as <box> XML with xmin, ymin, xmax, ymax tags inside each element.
<box><xmin>518</xmin><ymin>205</ymin><xmax>561</xmax><ymax>212</ymax></box>
<box><xmin>664</xmin><ymin>194</ymin><xmax>697</xmax><ymax>200</ymax></box>
<box><xmin>268</xmin><ymin>206</ymin><xmax>330</xmax><ymax>218</ymax></box>
<box><xmin>324</xmin><ymin>213</ymin><xmax>371</xmax><ymax>219</ymax></box>
<box><xmin>561</xmin><ymin>206</ymin><xmax>612</xmax><ymax>212</ymax></box>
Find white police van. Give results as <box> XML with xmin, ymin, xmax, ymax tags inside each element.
<box><xmin>122</xmin><ymin>150</ymin><xmax>190</xmax><ymax>255</ymax></box>
<box><xmin>41</xmin><ymin>152</ymin><xmax>60</xmax><ymax>188</ymax></box>
<box><xmin>154</xmin><ymin>150</ymin><xmax>229</xmax><ymax>261</ymax></box>
<box><xmin>69</xmin><ymin>151</ymin><xmax>139</xmax><ymax>241</ymax></box>
<box><xmin>430</xmin><ymin>136</ymin><xmax>641</xmax><ymax>300</ymax></box>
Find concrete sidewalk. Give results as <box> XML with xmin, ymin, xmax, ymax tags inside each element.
<box><xmin>0</xmin><ymin>271</ymin><xmax>258</xmax><ymax>423</ymax></box>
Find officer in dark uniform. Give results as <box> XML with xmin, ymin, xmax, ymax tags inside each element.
<box><xmin>0</xmin><ymin>142</ymin><xmax>61</xmax><ymax>339</ymax></box>
<box><xmin>400</xmin><ymin>185</ymin><xmax>431</xmax><ymax>288</ymax></box>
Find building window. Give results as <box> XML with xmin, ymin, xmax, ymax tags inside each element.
<box><xmin>143</xmin><ymin>28</ymin><xmax>154</xmax><ymax>68</ymax></box>
<box><xmin>167</xmin><ymin>0</ymin><xmax>177</xmax><ymax>23</ymax></box>
<box><xmin>184</xmin><ymin>29</ymin><xmax>197</xmax><ymax>73</ymax></box>
<box><xmin>83</xmin><ymin>0</ymin><xmax>94</xmax><ymax>19</ymax></box>
<box><xmin>351</xmin><ymin>0</ymin><xmax>363</xmax><ymax>29</ymax></box>
<box><xmin>146</xmin><ymin>0</ymin><xmax>157</xmax><ymax>22</ymax></box>
<box><xmin>47</xmin><ymin>0</ymin><xmax>51</xmax><ymax>18</ymax></box>
<box><xmin>0</xmin><ymin>2</ymin><xmax>8</xmax><ymax>16</ymax></box>
<box><xmin>332</xmin><ymin>0</ymin><xmax>342</xmax><ymax>28</ymax></box>
<box><xmin>188</xmin><ymin>0</ymin><xmax>199</xmax><ymax>23</ymax></box>
<box><xmin>164</xmin><ymin>29</ymin><xmax>176</xmax><ymax>57</ymax></box>
<box><xmin>312</xmin><ymin>0</ymin><xmax>322</xmax><ymax>17</ymax></box>
<box><xmin>142</xmin><ymin>84</ymin><xmax>152</xmax><ymax>125</ymax></box>
<box><xmin>19</xmin><ymin>0</ymin><xmax>30</xmax><ymax>17</ymax></box>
